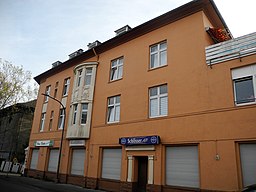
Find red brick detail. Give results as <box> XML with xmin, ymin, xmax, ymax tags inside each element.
<box><xmin>98</xmin><ymin>179</ymin><xmax>120</xmax><ymax>192</ymax></box>
<box><xmin>147</xmin><ymin>184</ymin><xmax>162</xmax><ymax>192</ymax></box>
<box><xmin>27</xmin><ymin>169</ymin><xmax>44</xmax><ymax>180</ymax></box>
<box><xmin>120</xmin><ymin>181</ymin><xmax>136</xmax><ymax>192</ymax></box>
<box><xmin>67</xmin><ymin>175</ymin><xmax>86</xmax><ymax>187</ymax></box>
<box><xmin>86</xmin><ymin>177</ymin><xmax>98</xmax><ymax>189</ymax></box>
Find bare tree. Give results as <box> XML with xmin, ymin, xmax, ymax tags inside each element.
<box><xmin>0</xmin><ymin>59</ymin><xmax>38</xmax><ymax>109</ymax></box>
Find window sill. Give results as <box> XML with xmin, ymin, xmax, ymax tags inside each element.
<box><xmin>235</xmin><ymin>101</ymin><xmax>256</xmax><ymax>107</ymax></box>
<box><xmin>163</xmin><ymin>184</ymin><xmax>200</xmax><ymax>192</ymax></box>
<box><xmin>109</xmin><ymin>78</ymin><xmax>123</xmax><ymax>84</ymax></box>
<box><xmin>106</xmin><ymin>121</ymin><xmax>120</xmax><ymax>125</ymax></box>
<box><xmin>148</xmin><ymin>64</ymin><xmax>167</xmax><ymax>71</ymax></box>
<box><xmin>149</xmin><ymin>115</ymin><xmax>168</xmax><ymax>119</ymax></box>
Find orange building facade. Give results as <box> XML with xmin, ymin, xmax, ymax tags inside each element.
<box><xmin>27</xmin><ymin>0</ymin><xmax>256</xmax><ymax>191</ymax></box>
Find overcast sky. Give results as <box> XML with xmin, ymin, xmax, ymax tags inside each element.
<box><xmin>0</xmin><ymin>0</ymin><xmax>256</xmax><ymax>79</ymax></box>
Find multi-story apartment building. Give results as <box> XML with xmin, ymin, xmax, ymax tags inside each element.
<box><xmin>27</xmin><ymin>0</ymin><xmax>256</xmax><ymax>191</ymax></box>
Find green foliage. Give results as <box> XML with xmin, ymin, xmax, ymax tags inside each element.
<box><xmin>0</xmin><ymin>59</ymin><xmax>38</xmax><ymax>109</ymax></box>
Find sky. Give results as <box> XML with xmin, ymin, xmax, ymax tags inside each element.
<box><xmin>0</xmin><ymin>0</ymin><xmax>256</xmax><ymax>80</ymax></box>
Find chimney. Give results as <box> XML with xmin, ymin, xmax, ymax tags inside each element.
<box><xmin>115</xmin><ymin>25</ymin><xmax>132</xmax><ymax>36</ymax></box>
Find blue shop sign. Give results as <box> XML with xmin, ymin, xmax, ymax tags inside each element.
<box><xmin>119</xmin><ymin>135</ymin><xmax>160</xmax><ymax>146</ymax></box>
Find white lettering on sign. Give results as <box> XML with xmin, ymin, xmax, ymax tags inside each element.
<box><xmin>127</xmin><ymin>138</ymin><xmax>148</xmax><ymax>144</ymax></box>
<box><xmin>34</xmin><ymin>140</ymin><xmax>53</xmax><ymax>147</ymax></box>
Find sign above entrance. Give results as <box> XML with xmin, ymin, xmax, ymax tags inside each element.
<box><xmin>119</xmin><ymin>135</ymin><xmax>160</xmax><ymax>146</ymax></box>
<box><xmin>34</xmin><ymin>140</ymin><xmax>54</xmax><ymax>147</ymax></box>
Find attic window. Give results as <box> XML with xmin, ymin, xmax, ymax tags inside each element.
<box><xmin>69</xmin><ymin>49</ymin><xmax>84</xmax><ymax>59</ymax></box>
<box><xmin>52</xmin><ymin>61</ymin><xmax>62</xmax><ymax>68</ymax></box>
<box><xmin>115</xmin><ymin>25</ymin><xmax>132</xmax><ymax>36</ymax></box>
<box><xmin>87</xmin><ymin>40</ymin><xmax>101</xmax><ymax>50</ymax></box>
<box><xmin>206</xmin><ymin>27</ymin><xmax>231</xmax><ymax>43</ymax></box>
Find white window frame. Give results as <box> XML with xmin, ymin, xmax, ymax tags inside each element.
<box><xmin>233</xmin><ymin>76</ymin><xmax>256</xmax><ymax>105</ymax></box>
<box><xmin>149</xmin><ymin>84</ymin><xmax>168</xmax><ymax>118</ymax></box>
<box><xmin>63</xmin><ymin>78</ymin><xmax>70</xmax><ymax>96</ymax></box>
<box><xmin>58</xmin><ymin>109</ymin><xmax>65</xmax><ymax>129</ymax></box>
<box><xmin>72</xmin><ymin>104</ymin><xmax>78</xmax><ymax>124</ymax></box>
<box><xmin>44</xmin><ymin>85</ymin><xmax>51</xmax><ymax>102</ymax></box>
<box><xmin>107</xmin><ymin>95</ymin><xmax>120</xmax><ymax>123</ymax></box>
<box><xmin>49</xmin><ymin>111</ymin><xmax>54</xmax><ymax>131</ymax></box>
<box><xmin>81</xmin><ymin>103</ymin><xmax>88</xmax><ymax>125</ymax></box>
<box><xmin>77</xmin><ymin>69</ymin><xmax>83</xmax><ymax>87</ymax></box>
<box><xmin>110</xmin><ymin>57</ymin><xmax>123</xmax><ymax>81</ymax></box>
<box><xmin>54</xmin><ymin>81</ymin><xmax>58</xmax><ymax>98</ymax></box>
<box><xmin>232</xmin><ymin>64</ymin><xmax>256</xmax><ymax>106</ymax></box>
<box><xmin>150</xmin><ymin>41</ymin><xmax>167</xmax><ymax>69</ymax></box>
<box><xmin>85</xmin><ymin>67</ymin><xmax>93</xmax><ymax>86</ymax></box>
<box><xmin>40</xmin><ymin>113</ymin><xmax>46</xmax><ymax>132</ymax></box>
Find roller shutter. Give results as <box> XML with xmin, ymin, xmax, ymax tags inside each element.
<box><xmin>30</xmin><ymin>149</ymin><xmax>39</xmax><ymax>169</ymax></box>
<box><xmin>102</xmin><ymin>148</ymin><xmax>122</xmax><ymax>180</ymax></box>
<box><xmin>240</xmin><ymin>144</ymin><xmax>256</xmax><ymax>187</ymax></box>
<box><xmin>166</xmin><ymin>146</ymin><xmax>199</xmax><ymax>188</ymax></box>
<box><xmin>48</xmin><ymin>149</ymin><xmax>59</xmax><ymax>172</ymax></box>
<box><xmin>71</xmin><ymin>149</ymin><xmax>85</xmax><ymax>175</ymax></box>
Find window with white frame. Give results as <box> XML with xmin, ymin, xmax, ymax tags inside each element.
<box><xmin>49</xmin><ymin>111</ymin><xmax>54</xmax><ymax>131</ymax></box>
<box><xmin>63</xmin><ymin>78</ymin><xmax>70</xmax><ymax>96</ymax></box>
<box><xmin>77</xmin><ymin>69</ymin><xmax>83</xmax><ymax>87</ymax></box>
<box><xmin>58</xmin><ymin>109</ymin><xmax>65</xmax><ymax>129</ymax></box>
<box><xmin>85</xmin><ymin>67</ymin><xmax>93</xmax><ymax>85</ymax></box>
<box><xmin>150</xmin><ymin>41</ymin><xmax>167</xmax><ymax>69</ymax></box>
<box><xmin>232</xmin><ymin>64</ymin><xmax>256</xmax><ymax>105</ymax></box>
<box><xmin>233</xmin><ymin>77</ymin><xmax>255</xmax><ymax>104</ymax></box>
<box><xmin>81</xmin><ymin>103</ymin><xmax>88</xmax><ymax>124</ymax></box>
<box><xmin>149</xmin><ymin>84</ymin><xmax>168</xmax><ymax>118</ymax></box>
<box><xmin>110</xmin><ymin>57</ymin><xmax>123</xmax><ymax>81</ymax></box>
<box><xmin>40</xmin><ymin>113</ymin><xmax>46</xmax><ymax>132</ymax></box>
<box><xmin>53</xmin><ymin>81</ymin><xmax>59</xmax><ymax>98</ymax></box>
<box><xmin>72</xmin><ymin>104</ymin><xmax>78</xmax><ymax>124</ymax></box>
<box><xmin>44</xmin><ymin>85</ymin><xmax>51</xmax><ymax>102</ymax></box>
<box><xmin>107</xmin><ymin>95</ymin><xmax>120</xmax><ymax>123</ymax></box>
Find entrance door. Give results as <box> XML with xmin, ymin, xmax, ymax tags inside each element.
<box><xmin>137</xmin><ymin>157</ymin><xmax>148</xmax><ymax>192</ymax></box>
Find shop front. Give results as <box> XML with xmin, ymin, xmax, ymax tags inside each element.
<box><xmin>119</xmin><ymin>135</ymin><xmax>160</xmax><ymax>192</ymax></box>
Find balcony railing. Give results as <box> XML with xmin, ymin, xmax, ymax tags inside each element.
<box><xmin>205</xmin><ymin>32</ymin><xmax>256</xmax><ymax>65</ymax></box>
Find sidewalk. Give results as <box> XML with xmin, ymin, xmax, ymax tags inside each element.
<box><xmin>0</xmin><ymin>172</ymin><xmax>105</xmax><ymax>192</ymax></box>
<box><xmin>0</xmin><ymin>171</ymin><xmax>21</xmax><ymax>176</ymax></box>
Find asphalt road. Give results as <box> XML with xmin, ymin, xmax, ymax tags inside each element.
<box><xmin>0</xmin><ymin>173</ymin><xmax>105</xmax><ymax>192</ymax></box>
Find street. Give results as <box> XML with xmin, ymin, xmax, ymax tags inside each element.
<box><xmin>0</xmin><ymin>173</ymin><xmax>105</xmax><ymax>192</ymax></box>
